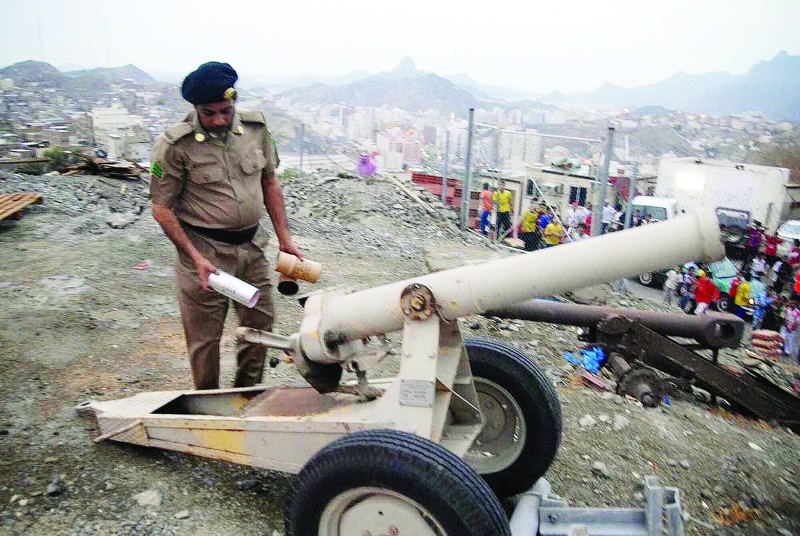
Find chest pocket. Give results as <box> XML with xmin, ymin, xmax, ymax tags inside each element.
<box><xmin>239</xmin><ymin>150</ymin><xmax>267</xmax><ymax>177</ymax></box>
<box><xmin>188</xmin><ymin>155</ymin><xmax>224</xmax><ymax>184</ymax></box>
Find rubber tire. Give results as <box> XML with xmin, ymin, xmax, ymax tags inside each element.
<box><xmin>716</xmin><ymin>294</ymin><xmax>732</xmax><ymax>313</ymax></box>
<box><xmin>284</xmin><ymin>429</ymin><xmax>510</xmax><ymax>536</ymax></box>
<box><xmin>638</xmin><ymin>272</ymin><xmax>655</xmax><ymax>287</ymax></box>
<box><xmin>464</xmin><ymin>337</ymin><xmax>563</xmax><ymax>498</ymax></box>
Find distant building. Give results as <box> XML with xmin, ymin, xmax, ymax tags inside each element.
<box><xmin>422</xmin><ymin>125</ymin><xmax>437</xmax><ymax>145</ymax></box>
<box><xmin>345</xmin><ymin>111</ymin><xmax>374</xmax><ymax>142</ymax></box>
<box><xmin>497</xmin><ymin>129</ymin><xmax>543</xmax><ymax>170</ymax></box>
<box><xmin>376</xmin><ymin>128</ymin><xmax>420</xmax><ymax>167</ymax></box>
<box><xmin>90</xmin><ymin>105</ymin><xmax>150</xmax><ymax>160</ymax></box>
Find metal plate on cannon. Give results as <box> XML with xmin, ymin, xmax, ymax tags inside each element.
<box><xmin>399</xmin><ymin>379</ymin><xmax>435</xmax><ymax>407</ymax></box>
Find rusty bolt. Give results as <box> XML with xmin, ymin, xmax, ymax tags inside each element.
<box><xmin>388</xmin><ymin>526</ymin><xmax>400</xmax><ymax>535</ymax></box>
<box><xmin>409</xmin><ymin>294</ymin><xmax>426</xmax><ymax>311</ymax></box>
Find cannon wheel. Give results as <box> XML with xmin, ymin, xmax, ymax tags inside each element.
<box><xmin>284</xmin><ymin>430</ymin><xmax>510</xmax><ymax>536</ymax></box>
<box><xmin>464</xmin><ymin>338</ymin><xmax>562</xmax><ymax>498</ymax></box>
<box><xmin>716</xmin><ymin>294</ymin><xmax>732</xmax><ymax>313</ymax></box>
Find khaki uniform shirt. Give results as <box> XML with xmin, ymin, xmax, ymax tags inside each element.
<box><xmin>150</xmin><ymin>109</ymin><xmax>279</xmax><ymax>230</ymax></box>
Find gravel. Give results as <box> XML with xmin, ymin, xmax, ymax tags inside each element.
<box><xmin>1</xmin><ymin>170</ymin><xmax>798</xmax><ymax>535</ymax></box>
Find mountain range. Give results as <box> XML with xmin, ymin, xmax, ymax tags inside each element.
<box><xmin>2</xmin><ymin>51</ymin><xmax>798</xmax><ymax>121</ymax></box>
<box><xmin>278</xmin><ymin>57</ymin><xmax>556</xmax><ymax>116</ymax></box>
<box><xmin>0</xmin><ymin>60</ymin><xmax>159</xmax><ymax>91</ymax></box>
<box><xmin>544</xmin><ymin>51</ymin><xmax>800</xmax><ymax>121</ymax></box>
<box><xmin>276</xmin><ymin>52</ymin><xmax>800</xmax><ymax>121</ymax></box>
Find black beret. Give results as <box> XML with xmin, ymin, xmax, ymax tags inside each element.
<box><xmin>181</xmin><ymin>62</ymin><xmax>238</xmax><ymax>105</ymax></box>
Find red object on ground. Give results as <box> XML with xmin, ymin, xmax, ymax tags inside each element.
<box><xmin>579</xmin><ymin>369</ymin><xmax>610</xmax><ymax>391</ymax></box>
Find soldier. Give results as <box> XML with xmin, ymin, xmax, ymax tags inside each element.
<box><xmin>149</xmin><ymin>61</ymin><xmax>302</xmax><ymax>390</ymax></box>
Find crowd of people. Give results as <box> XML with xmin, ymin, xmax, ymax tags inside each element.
<box><xmin>664</xmin><ymin>223</ymin><xmax>800</xmax><ymax>364</ymax></box>
<box><xmin>478</xmin><ymin>181</ymin><xmax>634</xmax><ymax>252</ymax></box>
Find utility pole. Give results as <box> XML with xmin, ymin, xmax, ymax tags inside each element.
<box><xmin>298</xmin><ymin>123</ymin><xmax>305</xmax><ymax>179</ymax></box>
<box><xmin>624</xmin><ymin>162</ymin><xmax>639</xmax><ymax>229</ymax></box>
<box><xmin>460</xmin><ymin>108</ymin><xmax>475</xmax><ymax>230</ymax></box>
<box><xmin>441</xmin><ymin>129</ymin><xmax>450</xmax><ymax>205</ymax></box>
<box><xmin>591</xmin><ymin>127</ymin><xmax>615</xmax><ymax>237</ymax></box>
<box><xmin>494</xmin><ymin>128</ymin><xmax>501</xmax><ymax>168</ymax></box>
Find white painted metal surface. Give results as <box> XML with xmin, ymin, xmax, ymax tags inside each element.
<box><xmin>305</xmin><ymin>210</ymin><xmax>723</xmax><ymax>362</ymax></box>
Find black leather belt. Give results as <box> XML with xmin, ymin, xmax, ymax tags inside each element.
<box><xmin>181</xmin><ymin>221</ymin><xmax>257</xmax><ymax>245</ymax></box>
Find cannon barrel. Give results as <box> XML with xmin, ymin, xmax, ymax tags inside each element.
<box><xmin>486</xmin><ymin>300</ymin><xmax>744</xmax><ymax>348</ymax></box>
<box><xmin>304</xmin><ymin>210</ymin><xmax>724</xmax><ymax>362</ymax></box>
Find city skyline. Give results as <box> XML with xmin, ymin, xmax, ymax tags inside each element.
<box><xmin>1</xmin><ymin>0</ymin><xmax>799</xmax><ymax>95</ymax></box>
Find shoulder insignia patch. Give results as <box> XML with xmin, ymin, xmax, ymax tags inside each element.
<box><xmin>239</xmin><ymin>110</ymin><xmax>266</xmax><ymax>125</ymax></box>
<box><xmin>164</xmin><ymin>122</ymin><xmax>194</xmax><ymax>144</ymax></box>
<box><xmin>151</xmin><ymin>161</ymin><xmax>163</xmax><ymax>180</ymax></box>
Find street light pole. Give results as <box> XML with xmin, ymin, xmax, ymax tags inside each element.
<box><xmin>624</xmin><ymin>162</ymin><xmax>639</xmax><ymax>229</ymax></box>
<box><xmin>441</xmin><ymin>129</ymin><xmax>450</xmax><ymax>205</ymax></box>
<box><xmin>460</xmin><ymin>108</ymin><xmax>475</xmax><ymax>231</ymax></box>
<box><xmin>591</xmin><ymin>126</ymin><xmax>615</xmax><ymax>236</ymax></box>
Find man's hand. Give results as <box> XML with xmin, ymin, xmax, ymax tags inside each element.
<box><xmin>194</xmin><ymin>256</ymin><xmax>219</xmax><ymax>291</ymax></box>
<box><xmin>279</xmin><ymin>240</ymin><xmax>303</xmax><ymax>260</ymax></box>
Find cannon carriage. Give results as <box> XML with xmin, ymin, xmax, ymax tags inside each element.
<box><xmin>80</xmin><ymin>211</ymin><xmax>725</xmax><ymax>535</ymax></box>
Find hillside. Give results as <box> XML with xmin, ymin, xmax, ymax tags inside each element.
<box><xmin>279</xmin><ymin>58</ymin><xmax>557</xmax><ymax>116</ymax></box>
<box><xmin>0</xmin><ymin>60</ymin><xmax>163</xmax><ymax>91</ymax></box>
<box><xmin>280</xmin><ymin>71</ymin><xmax>482</xmax><ymax>114</ymax></box>
<box><xmin>0</xmin><ymin>60</ymin><xmax>67</xmax><ymax>86</ymax></box>
<box><xmin>64</xmin><ymin>64</ymin><xmax>157</xmax><ymax>84</ymax></box>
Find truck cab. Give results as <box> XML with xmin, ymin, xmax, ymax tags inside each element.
<box><xmin>630</xmin><ymin>196</ymin><xmax>678</xmax><ymax>223</ymax></box>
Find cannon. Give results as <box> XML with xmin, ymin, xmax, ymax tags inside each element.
<box><xmin>79</xmin><ymin>211</ymin><xmax>723</xmax><ymax>536</ymax></box>
<box><xmin>488</xmin><ymin>300</ymin><xmax>800</xmax><ymax>429</ymax></box>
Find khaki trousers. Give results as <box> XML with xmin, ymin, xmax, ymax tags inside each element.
<box><xmin>175</xmin><ymin>226</ymin><xmax>274</xmax><ymax>390</ymax></box>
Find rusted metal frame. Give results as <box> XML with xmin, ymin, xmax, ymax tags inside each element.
<box><xmin>623</xmin><ymin>323</ymin><xmax>800</xmax><ymax>429</ymax></box>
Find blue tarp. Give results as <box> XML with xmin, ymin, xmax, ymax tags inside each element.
<box><xmin>563</xmin><ymin>346</ymin><xmax>607</xmax><ymax>374</ymax></box>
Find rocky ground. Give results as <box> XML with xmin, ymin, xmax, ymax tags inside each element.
<box><xmin>0</xmin><ymin>169</ymin><xmax>798</xmax><ymax>535</ymax></box>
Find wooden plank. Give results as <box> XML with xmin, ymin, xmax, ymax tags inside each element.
<box><xmin>0</xmin><ymin>194</ymin><xmax>28</xmax><ymax>211</ymax></box>
<box><xmin>0</xmin><ymin>193</ymin><xmax>44</xmax><ymax>221</ymax></box>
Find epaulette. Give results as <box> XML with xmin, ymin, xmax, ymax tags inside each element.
<box><xmin>239</xmin><ymin>110</ymin><xmax>266</xmax><ymax>125</ymax></box>
<box><xmin>164</xmin><ymin>122</ymin><xmax>194</xmax><ymax>144</ymax></box>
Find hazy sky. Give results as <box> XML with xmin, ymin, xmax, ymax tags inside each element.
<box><xmin>1</xmin><ymin>0</ymin><xmax>798</xmax><ymax>94</ymax></box>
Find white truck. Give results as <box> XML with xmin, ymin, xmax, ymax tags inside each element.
<box><xmin>641</xmin><ymin>157</ymin><xmax>797</xmax><ymax>232</ymax></box>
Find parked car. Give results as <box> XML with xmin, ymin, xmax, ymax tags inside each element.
<box><xmin>776</xmin><ymin>219</ymin><xmax>800</xmax><ymax>258</ymax></box>
<box><xmin>637</xmin><ymin>257</ymin><xmax>741</xmax><ymax>313</ymax></box>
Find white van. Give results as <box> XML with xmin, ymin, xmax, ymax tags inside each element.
<box><xmin>629</xmin><ymin>196</ymin><xmax>678</xmax><ymax>223</ymax></box>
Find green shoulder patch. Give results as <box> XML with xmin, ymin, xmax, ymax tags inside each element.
<box><xmin>151</xmin><ymin>161</ymin><xmax>163</xmax><ymax>179</ymax></box>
